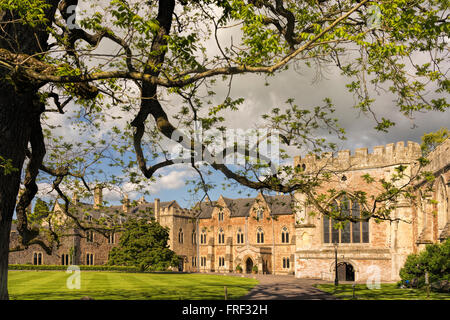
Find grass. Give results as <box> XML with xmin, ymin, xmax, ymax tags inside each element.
<box><xmin>315</xmin><ymin>283</ymin><xmax>450</xmax><ymax>300</ymax></box>
<box><xmin>7</xmin><ymin>271</ymin><xmax>259</xmax><ymax>300</ymax></box>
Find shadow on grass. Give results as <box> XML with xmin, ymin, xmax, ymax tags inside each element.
<box><xmin>315</xmin><ymin>284</ymin><xmax>450</xmax><ymax>300</ymax></box>
<box><xmin>10</xmin><ymin>284</ymin><xmax>256</xmax><ymax>300</ymax></box>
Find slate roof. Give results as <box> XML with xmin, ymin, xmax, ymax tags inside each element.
<box><xmin>196</xmin><ymin>194</ymin><xmax>294</xmax><ymax>219</ymax></box>
<box><xmin>262</xmin><ymin>194</ymin><xmax>294</xmax><ymax>215</ymax></box>
<box><xmin>55</xmin><ymin>199</ymin><xmax>177</xmax><ymax>222</ymax></box>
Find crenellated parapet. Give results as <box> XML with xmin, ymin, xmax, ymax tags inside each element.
<box><xmin>293</xmin><ymin>141</ymin><xmax>422</xmax><ymax>172</ymax></box>
<box><xmin>415</xmin><ymin>138</ymin><xmax>450</xmax><ymax>175</ymax></box>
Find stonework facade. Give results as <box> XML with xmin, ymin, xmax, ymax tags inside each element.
<box><xmin>8</xmin><ymin>139</ymin><xmax>449</xmax><ymax>282</ymax></box>
<box><xmin>293</xmin><ymin>139</ymin><xmax>449</xmax><ymax>282</ymax></box>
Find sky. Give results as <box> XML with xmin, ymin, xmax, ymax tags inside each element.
<box><xmin>34</xmin><ymin>1</ymin><xmax>450</xmax><ymax>210</ymax></box>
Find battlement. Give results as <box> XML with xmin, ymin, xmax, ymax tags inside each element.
<box><xmin>293</xmin><ymin>141</ymin><xmax>422</xmax><ymax>172</ymax></box>
<box><xmin>416</xmin><ymin>138</ymin><xmax>450</xmax><ymax>174</ymax></box>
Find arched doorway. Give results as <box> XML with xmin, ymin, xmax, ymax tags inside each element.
<box><xmin>337</xmin><ymin>262</ymin><xmax>355</xmax><ymax>281</ymax></box>
<box><xmin>245</xmin><ymin>257</ymin><xmax>253</xmax><ymax>274</ymax></box>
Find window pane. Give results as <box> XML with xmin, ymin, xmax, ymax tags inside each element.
<box><xmin>341</xmin><ymin>222</ymin><xmax>351</xmax><ymax>243</ymax></box>
<box><xmin>352</xmin><ymin>202</ymin><xmax>361</xmax><ymax>243</ymax></box>
<box><xmin>331</xmin><ymin>219</ymin><xmax>339</xmax><ymax>243</ymax></box>
<box><xmin>362</xmin><ymin>220</ymin><xmax>369</xmax><ymax>243</ymax></box>
<box><xmin>323</xmin><ymin>217</ymin><xmax>330</xmax><ymax>243</ymax></box>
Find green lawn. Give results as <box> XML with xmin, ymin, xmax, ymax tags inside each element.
<box><xmin>8</xmin><ymin>271</ymin><xmax>258</xmax><ymax>300</ymax></box>
<box><xmin>315</xmin><ymin>283</ymin><xmax>450</xmax><ymax>300</ymax></box>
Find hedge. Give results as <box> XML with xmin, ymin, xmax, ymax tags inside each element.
<box><xmin>8</xmin><ymin>264</ymin><xmax>141</xmax><ymax>272</ymax></box>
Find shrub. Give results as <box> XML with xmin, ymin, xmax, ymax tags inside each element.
<box><xmin>399</xmin><ymin>238</ymin><xmax>450</xmax><ymax>288</ymax></box>
<box><xmin>8</xmin><ymin>264</ymin><xmax>140</xmax><ymax>272</ymax></box>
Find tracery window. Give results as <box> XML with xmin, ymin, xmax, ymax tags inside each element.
<box><xmin>218</xmin><ymin>228</ymin><xmax>225</xmax><ymax>244</ymax></box>
<box><xmin>257</xmin><ymin>227</ymin><xmax>264</xmax><ymax>244</ymax></box>
<box><xmin>236</xmin><ymin>228</ymin><xmax>244</xmax><ymax>244</ymax></box>
<box><xmin>200</xmin><ymin>229</ymin><xmax>207</xmax><ymax>244</ymax></box>
<box><xmin>281</xmin><ymin>226</ymin><xmax>289</xmax><ymax>243</ymax></box>
<box><xmin>323</xmin><ymin>197</ymin><xmax>369</xmax><ymax>244</ymax></box>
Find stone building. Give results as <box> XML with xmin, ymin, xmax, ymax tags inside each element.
<box><xmin>9</xmin><ymin>187</ymin><xmax>199</xmax><ymax>271</ymax></box>
<box><xmin>293</xmin><ymin>139</ymin><xmax>449</xmax><ymax>282</ymax></box>
<box><xmin>8</xmin><ymin>139</ymin><xmax>449</xmax><ymax>282</ymax></box>
<box><xmin>195</xmin><ymin>193</ymin><xmax>296</xmax><ymax>275</ymax></box>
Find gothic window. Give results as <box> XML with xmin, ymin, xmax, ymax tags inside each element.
<box><xmin>108</xmin><ymin>232</ymin><xmax>115</xmax><ymax>244</ymax></box>
<box><xmin>178</xmin><ymin>228</ymin><xmax>184</xmax><ymax>244</ymax></box>
<box><xmin>257</xmin><ymin>227</ymin><xmax>264</xmax><ymax>244</ymax></box>
<box><xmin>86</xmin><ymin>253</ymin><xmax>94</xmax><ymax>265</ymax></box>
<box><xmin>218</xmin><ymin>257</ymin><xmax>225</xmax><ymax>267</ymax></box>
<box><xmin>33</xmin><ymin>252</ymin><xmax>43</xmax><ymax>265</ymax></box>
<box><xmin>192</xmin><ymin>231</ymin><xmax>197</xmax><ymax>244</ymax></box>
<box><xmin>281</xmin><ymin>227</ymin><xmax>289</xmax><ymax>243</ymax></box>
<box><xmin>323</xmin><ymin>197</ymin><xmax>369</xmax><ymax>244</ymax></box>
<box><xmin>256</xmin><ymin>207</ymin><xmax>264</xmax><ymax>221</ymax></box>
<box><xmin>191</xmin><ymin>256</ymin><xmax>197</xmax><ymax>267</ymax></box>
<box><xmin>61</xmin><ymin>253</ymin><xmax>70</xmax><ymax>266</ymax></box>
<box><xmin>201</xmin><ymin>257</ymin><xmax>206</xmax><ymax>267</ymax></box>
<box><xmin>218</xmin><ymin>228</ymin><xmax>225</xmax><ymax>244</ymax></box>
<box><xmin>86</xmin><ymin>230</ymin><xmax>94</xmax><ymax>243</ymax></box>
<box><xmin>236</xmin><ymin>228</ymin><xmax>244</xmax><ymax>244</ymax></box>
<box><xmin>200</xmin><ymin>229</ymin><xmax>207</xmax><ymax>244</ymax></box>
<box><xmin>283</xmin><ymin>257</ymin><xmax>290</xmax><ymax>269</ymax></box>
<box><xmin>218</xmin><ymin>209</ymin><xmax>224</xmax><ymax>221</ymax></box>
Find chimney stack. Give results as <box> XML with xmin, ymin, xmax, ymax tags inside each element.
<box><xmin>138</xmin><ymin>196</ymin><xmax>146</xmax><ymax>204</ymax></box>
<box><xmin>155</xmin><ymin>198</ymin><xmax>160</xmax><ymax>222</ymax></box>
<box><xmin>122</xmin><ymin>194</ymin><xmax>130</xmax><ymax>213</ymax></box>
<box><xmin>94</xmin><ymin>185</ymin><xmax>103</xmax><ymax>209</ymax></box>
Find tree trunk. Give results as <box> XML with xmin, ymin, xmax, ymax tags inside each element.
<box><xmin>0</xmin><ymin>2</ymin><xmax>59</xmax><ymax>300</ymax></box>
<box><xmin>0</xmin><ymin>83</ymin><xmax>35</xmax><ymax>300</ymax></box>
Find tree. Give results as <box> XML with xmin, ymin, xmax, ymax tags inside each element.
<box><xmin>27</xmin><ymin>198</ymin><xmax>51</xmax><ymax>226</ymax></box>
<box><xmin>399</xmin><ymin>238</ymin><xmax>450</xmax><ymax>287</ymax></box>
<box><xmin>108</xmin><ymin>219</ymin><xmax>179</xmax><ymax>272</ymax></box>
<box><xmin>0</xmin><ymin>0</ymin><xmax>448</xmax><ymax>299</ymax></box>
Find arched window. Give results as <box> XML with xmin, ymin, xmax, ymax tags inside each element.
<box><xmin>200</xmin><ymin>229</ymin><xmax>207</xmax><ymax>244</ymax></box>
<box><xmin>86</xmin><ymin>230</ymin><xmax>94</xmax><ymax>243</ymax></box>
<box><xmin>323</xmin><ymin>197</ymin><xmax>369</xmax><ymax>244</ymax></box>
<box><xmin>236</xmin><ymin>228</ymin><xmax>244</xmax><ymax>244</ymax></box>
<box><xmin>257</xmin><ymin>227</ymin><xmax>264</xmax><ymax>244</ymax></box>
<box><xmin>218</xmin><ymin>228</ymin><xmax>225</xmax><ymax>244</ymax></box>
<box><xmin>86</xmin><ymin>253</ymin><xmax>94</xmax><ymax>265</ymax></box>
<box><xmin>281</xmin><ymin>227</ymin><xmax>289</xmax><ymax>243</ymax></box>
<box><xmin>108</xmin><ymin>232</ymin><xmax>115</xmax><ymax>244</ymax></box>
<box><xmin>192</xmin><ymin>231</ymin><xmax>197</xmax><ymax>244</ymax></box>
<box><xmin>256</xmin><ymin>208</ymin><xmax>264</xmax><ymax>221</ymax></box>
<box><xmin>218</xmin><ymin>209</ymin><xmax>224</xmax><ymax>221</ymax></box>
<box><xmin>61</xmin><ymin>253</ymin><xmax>70</xmax><ymax>266</ymax></box>
<box><xmin>282</xmin><ymin>257</ymin><xmax>290</xmax><ymax>269</ymax></box>
<box><xmin>33</xmin><ymin>252</ymin><xmax>43</xmax><ymax>265</ymax></box>
<box><xmin>178</xmin><ymin>228</ymin><xmax>184</xmax><ymax>244</ymax></box>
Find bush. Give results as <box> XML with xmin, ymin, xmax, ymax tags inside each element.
<box><xmin>399</xmin><ymin>238</ymin><xmax>450</xmax><ymax>289</ymax></box>
<box><xmin>8</xmin><ymin>264</ymin><xmax>140</xmax><ymax>272</ymax></box>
